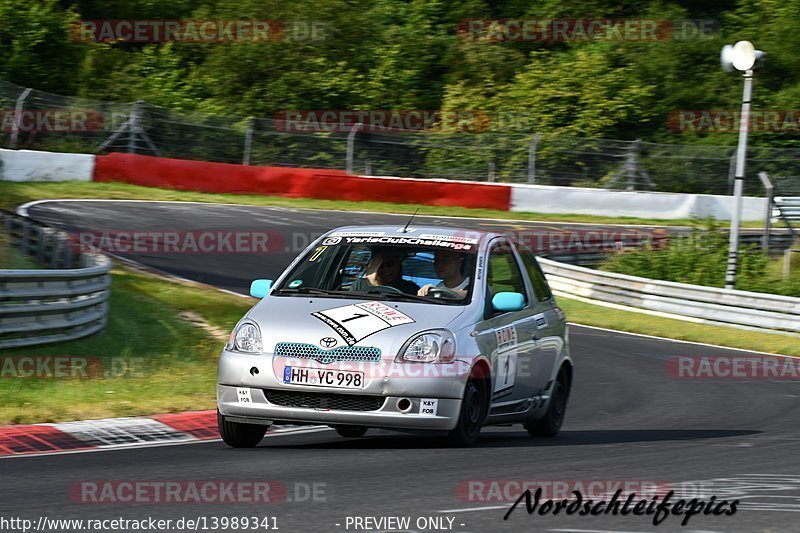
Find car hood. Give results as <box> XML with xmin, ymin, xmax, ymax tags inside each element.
<box><xmin>246</xmin><ymin>296</ymin><xmax>466</xmax><ymax>357</ymax></box>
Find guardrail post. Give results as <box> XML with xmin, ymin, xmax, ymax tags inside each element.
<box><xmin>20</xmin><ymin>219</ymin><xmax>30</xmax><ymax>255</ymax></box>
<box><xmin>606</xmin><ymin>139</ymin><xmax>651</xmax><ymax>190</ymax></box>
<box><xmin>36</xmin><ymin>227</ymin><xmax>48</xmax><ymax>264</ymax></box>
<box><xmin>758</xmin><ymin>172</ymin><xmax>773</xmax><ymax>252</ymax></box>
<box><xmin>242</xmin><ymin>117</ymin><xmax>255</xmax><ymax>165</ymax></box>
<box><xmin>785</xmin><ymin>249</ymin><xmax>792</xmax><ymax>279</ymax></box>
<box><xmin>63</xmin><ymin>235</ymin><xmax>74</xmax><ymax>269</ymax></box>
<box><xmin>96</xmin><ymin>103</ymin><xmax>134</xmax><ymax>153</ymax></box>
<box><xmin>128</xmin><ymin>100</ymin><xmax>142</xmax><ymax>154</ymax></box>
<box><xmin>9</xmin><ymin>87</ymin><xmax>32</xmax><ymax>149</ymax></box>
<box><xmin>346</xmin><ymin>122</ymin><xmax>362</xmax><ymax>174</ymax></box>
<box><xmin>527</xmin><ymin>133</ymin><xmax>541</xmax><ymax>184</ymax></box>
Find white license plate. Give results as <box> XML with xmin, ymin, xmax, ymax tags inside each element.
<box><xmin>283</xmin><ymin>366</ymin><xmax>364</xmax><ymax>389</ymax></box>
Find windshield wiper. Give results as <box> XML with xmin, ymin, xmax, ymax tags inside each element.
<box><xmin>275</xmin><ymin>287</ymin><xmax>388</xmax><ymax>299</ymax></box>
<box><xmin>275</xmin><ymin>287</ymin><xmax>342</xmax><ymax>296</ymax></box>
<box><xmin>274</xmin><ymin>287</ymin><xmax>450</xmax><ymax>304</ymax></box>
<box><xmin>378</xmin><ymin>292</ymin><xmax>451</xmax><ymax>304</ymax></box>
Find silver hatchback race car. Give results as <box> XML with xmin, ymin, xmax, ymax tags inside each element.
<box><xmin>217</xmin><ymin>225</ymin><xmax>572</xmax><ymax>446</ymax></box>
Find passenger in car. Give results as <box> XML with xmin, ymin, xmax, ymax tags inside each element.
<box><xmin>350</xmin><ymin>249</ymin><xmax>420</xmax><ymax>294</ymax></box>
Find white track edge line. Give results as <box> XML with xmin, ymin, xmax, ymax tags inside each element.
<box><xmin>569</xmin><ymin>323</ymin><xmax>795</xmax><ymax>358</ymax></box>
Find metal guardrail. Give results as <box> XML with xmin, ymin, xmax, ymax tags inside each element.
<box><xmin>1</xmin><ymin>211</ymin><xmax>112</xmax><ymax>348</ymax></box>
<box><xmin>773</xmin><ymin>196</ymin><xmax>800</xmax><ymax>239</ymax></box>
<box><xmin>539</xmin><ymin>257</ymin><xmax>800</xmax><ymax>336</ymax></box>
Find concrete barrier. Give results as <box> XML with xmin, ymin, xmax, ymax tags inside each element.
<box><xmin>93</xmin><ymin>153</ymin><xmax>513</xmax><ymax>210</ymax></box>
<box><xmin>0</xmin><ymin>149</ymin><xmax>94</xmax><ymax>182</ymax></box>
<box><xmin>0</xmin><ymin>148</ymin><xmax>769</xmax><ymax>221</ymax></box>
<box><xmin>510</xmin><ymin>183</ymin><xmax>766</xmax><ymax>221</ymax></box>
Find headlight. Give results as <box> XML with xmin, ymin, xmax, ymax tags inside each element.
<box><xmin>225</xmin><ymin>321</ymin><xmax>262</xmax><ymax>354</ymax></box>
<box><xmin>396</xmin><ymin>330</ymin><xmax>456</xmax><ymax>363</ymax></box>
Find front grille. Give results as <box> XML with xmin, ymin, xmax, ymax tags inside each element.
<box><xmin>274</xmin><ymin>342</ymin><xmax>381</xmax><ymax>364</ymax></box>
<box><xmin>263</xmin><ymin>390</ymin><xmax>385</xmax><ymax>411</ymax></box>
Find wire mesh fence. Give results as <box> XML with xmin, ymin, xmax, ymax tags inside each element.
<box><xmin>0</xmin><ymin>78</ymin><xmax>798</xmax><ymax>196</ymax></box>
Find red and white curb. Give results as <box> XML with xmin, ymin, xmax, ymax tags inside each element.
<box><xmin>0</xmin><ymin>411</ymin><xmax>323</xmax><ymax>458</ymax></box>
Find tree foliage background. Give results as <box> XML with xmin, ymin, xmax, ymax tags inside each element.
<box><xmin>1</xmin><ymin>0</ymin><xmax>799</xmax><ymax>148</ymax></box>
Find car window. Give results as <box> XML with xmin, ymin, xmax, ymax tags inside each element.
<box><xmin>401</xmin><ymin>251</ymin><xmax>439</xmax><ymax>288</ymax></box>
<box><xmin>274</xmin><ymin>236</ymin><xmax>478</xmax><ymax>304</ymax></box>
<box><xmin>337</xmin><ymin>245</ymin><xmax>373</xmax><ymax>290</ymax></box>
<box><xmin>339</xmin><ymin>248</ymin><xmax>434</xmax><ymax>290</ymax></box>
<box><xmin>486</xmin><ymin>240</ymin><xmax>528</xmax><ymax>306</ymax></box>
<box><xmin>518</xmin><ymin>248</ymin><xmax>553</xmax><ymax>303</ymax></box>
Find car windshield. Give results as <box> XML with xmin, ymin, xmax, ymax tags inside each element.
<box><xmin>273</xmin><ymin>233</ymin><xmax>478</xmax><ymax>304</ymax></box>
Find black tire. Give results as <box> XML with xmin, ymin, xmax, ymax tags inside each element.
<box><xmin>448</xmin><ymin>378</ymin><xmax>487</xmax><ymax>446</ymax></box>
<box><xmin>334</xmin><ymin>426</ymin><xmax>368</xmax><ymax>438</ymax></box>
<box><xmin>525</xmin><ymin>367</ymin><xmax>570</xmax><ymax>438</ymax></box>
<box><xmin>217</xmin><ymin>411</ymin><xmax>268</xmax><ymax>448</ymax></box>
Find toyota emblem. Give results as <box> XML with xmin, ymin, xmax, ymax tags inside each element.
<box><xmin>320</xmin><ymin>337</ymin><xmax>337</xmax><ymax>348</ymax></box>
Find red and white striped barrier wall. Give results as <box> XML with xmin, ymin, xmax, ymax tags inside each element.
<box><xmin>0</xmin><ymin>148</ymin><xmax>768</xmax><ymax>221</ymax></box>
<box><xmin>92</xmin><ymin>153</ymin><xmax>512</xmax><ymax>210</ymax></box>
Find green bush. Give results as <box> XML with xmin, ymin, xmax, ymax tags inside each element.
<box><xmin>601</xmin><ymin>219</ymin><xmax>800</xmax><ymax>296</ymax></box>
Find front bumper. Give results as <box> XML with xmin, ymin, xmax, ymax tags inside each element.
<box><xmin>217</xmin><ymin>385</ymin><xmax>462</xmax><ymax>430</ymax></box>
<box><xmin>217</xmin><ymin>349</ymin><xmax>471</xmax><ymax>431</ymax></box>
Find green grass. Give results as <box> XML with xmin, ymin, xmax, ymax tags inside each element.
<box><xmin>601</xmin><ymin>220</ymin><xmax>800</xmax><ymax>297</ymax></box>
<box><xmin>0</xmin><ymin>267</ymin><xmax>251</xmax><ymax>425</ymax></box>
<box><xmin>559</xmin><ymin>297</ymin><xmax>800</xmax><ymax>356</ymax></box>
<box><xmin>0</xmin><ymin>180</ymin><xmax>771</xmax><ymax>228</ymax></box>
<box><xmin>0</xmin><ymin>231</ymin><xmax>41</xmax><ymax>269</ymax></box>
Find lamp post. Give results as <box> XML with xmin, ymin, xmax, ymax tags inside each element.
<box><xmin>720</xmin><ymin>41</ymin><xmax>764</xmax><ymax>290</ymax></box>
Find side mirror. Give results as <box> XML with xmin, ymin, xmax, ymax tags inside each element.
<box><xmin>250</xmin><ymin>279</ymin><xmax>273</xmax><ymax>298</ymax></box>
<box><xmin>492</xmin><ymin>292</ymin><xmax>525</xmax><ymax>313</ymax></box>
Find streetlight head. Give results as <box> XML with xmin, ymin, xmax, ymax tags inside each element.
<box><xmin>721</xmin><ymin>40</ymin><xmax>763</xmax><ymax>72</ymax></box>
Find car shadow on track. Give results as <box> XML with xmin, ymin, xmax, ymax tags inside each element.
<box><xmin>259</xmin><ymin>428</ymin><xmax>760</xmax><ymax>450</ymax></box>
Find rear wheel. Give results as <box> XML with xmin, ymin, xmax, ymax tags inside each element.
<box><xmin>525</xmin><ymin>367</ymin><xmax>570</xmax><ymax>438</ymax></box>
<box><xmin>217</xmin><ymin>411</ymin><xmax>268</xmax><ymax>448</ymax></box>
<box><xmin>448</xmin><ymin>378</ymin><xmax>487</xmax><ymax>446</ymax></box>
<box><xmin>334</xmin><ymin>426</ymin><xmax>368</xmax><ymax>438</ymax></box>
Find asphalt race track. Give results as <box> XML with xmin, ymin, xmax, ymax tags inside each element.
<box><xmin>2</xmin><ymin>200</ymin><xmax>799</xmax><ymax>533</ymax></box>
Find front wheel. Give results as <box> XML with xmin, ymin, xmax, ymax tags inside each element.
<box><xmin>448</xmin><ymin>378</ymin><xmax>487</xmax><ymax>446</ymax></box>
<box><xmin>525</xmin><ymin>367</ymin><xmax>570</xmax><ymax>438</ymax></box>
<box><xmin>218</xmin><ymin>411</ymin><xmax>268</xmax><ymax>448</ymax></box>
